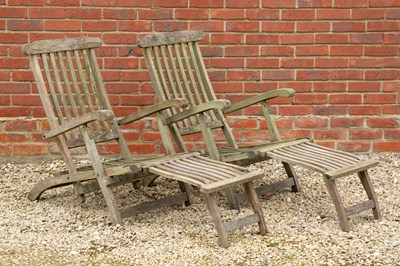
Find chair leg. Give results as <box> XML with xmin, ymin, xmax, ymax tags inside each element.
<box><xmin>178</xmin><ymin>181</ymin><xmax>196</xmax><ymax>206</ymax></box>
<box><xmin>323</xmin><ymin>177</ymin><xmax>349</xmax><ymax>231</ymax></box>
<box><xmin>243</xmin><ymin>181</ymin><xmax>268</xmax><ymax>235</ymax></box>
<box><xmin>282</xmin><ymin>162</ymin><xmax>301</xmax><ymax>193</ymax></box>
<box><xmin>204</xmin><ymin>192</ymin><xmax>229</xmax><ymax>248</ymax></box>
<box><xmin>225</xmin><ymin>188</ymin><xmax>240</xmax><ymax>211</ymax></box>
<box><xmin>358</xmin><ymin>170</ymin><xmax>381</xmax><ymax>220</ymax></box>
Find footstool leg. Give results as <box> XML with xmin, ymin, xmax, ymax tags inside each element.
<box><xmin>358</xmin><ymin>170</ymin><xmax>381</xmax><ymax>220</ymax></box>
<box><xmin>323</xmin><ymin>177</ymin><xmax>349</xmax><ymax>231</ymax></box>
<box><xmin>204</xmin><ymin>192</ymin><xmax>229</xmax><ymax>248</ymax></box>
<box><xmin>243</xmin><ymin>181</ymin><xmax>268</xmax><ymax>235</ymax></box>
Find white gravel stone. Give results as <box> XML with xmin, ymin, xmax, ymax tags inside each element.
<box><xmin>0</xmin><ymin>153</ymin><xmax>399</xmax><ymax>265</ymax></box>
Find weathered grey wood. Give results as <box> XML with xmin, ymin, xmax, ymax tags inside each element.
<box><xmin>43</xmin><ymin>110</ymin><xmax>114</xmax><ymax>139</ymax></box>
<box><xmin>118</xmin><ymin>99</ymin><xmax>189</xmax><ymax>126</ymax></box>
<box><xmin>345</xmin><ymin>200</ymin><xmax>375</xmax><ymax>217</ymax></box>
<box><xmin>23</xmin><ymin>37</ymin><xmax>102</xmax><ymax>55</ymax></box>
<box><xmin>358</xmin><ymin>170</ymin><xmax>381</xmax><ymax>219</ymax></box>
<box><xmin>323</xmin><ymin>177</ymin><xmax>349</xmax><ymax>231</ymax></box>
<box><xmin>200</xmin><ymin>170</ymin><xmax>264</xmax><ymax>193</ymax></box>
<box><xmin>137</xmin><ymin>30</ymin><xmax>204</xmax><ymax>48</ymax></box>
<box><xmin>137</xmin><ymin>30</ymin><xmax>381</xmax><ymax>232</ymax></box>
<box><xmin>243</xmin><ymin>182</ymin><xmax>268</xmax><ymax>235</ymax></box>
<box><xmin>225</xmin><ymin>214</ymin><xmax>260</xmax><ymax>232</ymax></box>
<box><xmin>204</xmin><ymin>193</ymin><xmax>229</xmax><ymax>248</ymax></box>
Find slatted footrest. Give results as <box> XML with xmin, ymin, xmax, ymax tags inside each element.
<box><xmin>265</xmin><ymin>141</ymin><xmax>379</xmax><ymax>179</ymax></box>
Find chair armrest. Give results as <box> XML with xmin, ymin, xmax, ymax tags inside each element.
<box><xmin>222</xmin><ymin>88</ymin><xmax>295</xmax><ymax>114</ymax></box>
<box><xmin>118</xmin><ymin>98</ymin><xmax>189</xmax><ymax>126</ymax></box>
<box><xmin>165</xmin><ymin>99</ymin><xmax>231</xmax><ymax>125</ymax></box>
<box><xmin>43</xmin><ymin>110</ymin><xmax>115</xmax><ymax>139</ymax></box>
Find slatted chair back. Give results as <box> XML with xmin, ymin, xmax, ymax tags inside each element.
<box><xmin>137</xmin><ymin>30</ymin><xmax>238</xmax><ymax>154</ymax></box>
<box><xmin>23</xmin><ymin>37</ymin><xmax>131</xmax><ymax>171</ymax></box>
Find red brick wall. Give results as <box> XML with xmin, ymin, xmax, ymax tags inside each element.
<box><xmin>0</xmin><ymin>0</ymin><xmax>399</xmax><ymax>158</ymax></box>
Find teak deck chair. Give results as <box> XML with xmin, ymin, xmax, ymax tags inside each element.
<box><xmin>22</xmin><ymin>37</ymin><xmax>268</xmax><ymax>247</ymax></box>
<box><xmin>137</xmin><ymin>30</ymin><xmax>381</xmax><ymax>231</ymax></box>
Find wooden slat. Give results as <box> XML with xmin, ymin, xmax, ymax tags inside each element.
<box><xmin>225</xmin><ymin>214</ymin><xmax>260</xmax><ymax>232</ymax></box>
<box><xmin>325</xmin><ymin>159</ymin><xmax>379</xmax><ymax>179</ymax></box>
<box><xmin>23</xmin><ymin>37</ymin><xmax>102</xmax><ymax>55</ymax></box>
<box><xmin>200</xmin><ymin>170</ymin><xmax>263</xmax><ymax>193</ymax></box>
<box><xmin>137</xmin><ymin>30</ymin><xmax>204</xmax><ymax>48</ymax></box>
<box><xmin>345</xmin><ymin>200</ymin><xmax>375</xmax><ymax>217</ymax></box>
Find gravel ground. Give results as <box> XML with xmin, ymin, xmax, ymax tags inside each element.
<box><xmin>0</xmin><ymin>153</ymin><xmax>399</xmax><ymax>265</ymax></box>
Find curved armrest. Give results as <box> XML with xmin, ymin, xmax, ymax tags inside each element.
<box><xmin>44</xmin><ymin>110</ymin><xmax>115</xmax><ymax>139</ymax></box>
<box><xmin>223</xmin><ymin>88</ymin><xmax>295</xmax><ymax>114</ymax></box>
<box><xmin>118</xmin><ymin>98</ymin><xmax>189</xmax><ymax>126</ymax></box>
<box><xmin>165</xmin><ymin>99</ymin><xmax>231</xmax><ymax>125</ymax></box>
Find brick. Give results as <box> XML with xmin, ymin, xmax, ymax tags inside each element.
<box><xmin>297</xmin><ymin>22</ymin><xmax>330</xmax><ymax>32</ymax></box>
<box><xmin>154</xmin><ymin>0</ymin><xmax>187</xmax><ymax>7</ymax></box>
<box><xmin>29</xmin><ymin>32</ymin><xmax>64</xmax><ymax>42</ymax></box>
<box><xmin>128</xmin><ymin>143</ymin><xmax>157</xmax><ymax>154</ymax></box>
<box><xmin>331</xmin><ymin>117</ymin><xmax>364</xmax><ymax>128</ymax></box>
<box><xmin>225</xmin><ymin>46</ymin><xmax>259</xmax><ymax>57</ymax></box>
<box><xmin>368</xmin><ymin>21</ymin><xmax>400</xmax><ymax>31</ymax></box>
<box><xmin>0</xmin><ymin>58</ymin><xmax>29</xmax><ymax>69</ymax></box>
<box><xmin>351</xmin><ymin>9</ymin><xmax>385</xmax><ymax>19</ymax></box>
<box><xmin>190</xmin><ymin>0</ymin><xmax>223</xmax><ymax>7</ymax></box>
<box><xmin>0</xmin><ymin>33</ymin><xmax>28</xmax><ymax>44</ymax></box>
<box><xmin>317</xmin><ymin>10</ymin><xmax>350</xmax><ymax>20</ymax></box>
<box><xmin>209</xmin><ymin>58</ymin><xmax>245</xmax><ymax>68</ymax></box>
<box><xmin>365</xmin><ymin>46</ymin><xmax>398</xmax><ymax>56</ymax></box>
<box><xmin>227</xmin><ymin>70</ymin><xmax>260</xmax><ymax>81</ymax></box>
<box><xmin>364</xmin><ymin>93</ymin><xmax>397</xmax><ymax>104</ymax></box>
<box><xmin>81</xmin><ymin>0</ymin><xmax>117</xmax><ymax>6</ymax></box>
<box><xmin>65</xmin><ymin>8</ymin><xmax>102</xmax><ymax>19</ymax></box>
<box><xmin>0</xmin><ymin>145</ymin><xmax>11</xmax><ymax>155</ymax></box>
<box><xmin>201</xmin><ymin>47</ymin><xmax>223</xmax><ymax>57</ymax></box>
<box><xmin>262</xmin><ymin>0</ymin><xmax>296</xmax><ymax>8</ymax></box>
<box><xmin>29</xmin><ymin>7</ymin><xmax>65</xmax><ymax>18</ymax></box>
<box><xmin>350</xmin><ymin>33</ymin><xmax>383</xmax><ymax>44</ymax></box>
<box><xmin>384</xmin><ymin>129</ymin><xmax>400</xmax><ymax>139</ymax></box>
<box><xmin>226</xmin><ymin>22</ymin><xmax>259</xmax><ymax>32</ymax></box>
<box><xmin>298</xmin><ymin>0</ymin><xmax>332</xmax><ymax>8</ymax></box>
<box><xmin>0</xmin><ymin>133</ymin><xmax>28</xmax><ymax>142</ymax></box>
<box><xmin>0</xmin><ymin>83</ymin><xmax>30</xmax><ymax>94</ymax></box>
<box><xmin>12</xmin><ymin>95</ymin><xmax>41</xmax><ymax>106</ymax></box>
<box><xmin>260</xmin><ymin>46</ymin><xmax>294</xmax><ymax>56</ymax></box>
<box><xmin>334</xmin><ymin>0</ymin><xmax>368</xmax><ymax>8</ymax></box>
<box><xmin>332</xmin><ymin>22</ymin><xmax>365</xmax><ymax>32</ymax></box>
<box><xmin>191</xmin><ymin>21</ymin><xmax>225</xmax><ymax>32</ymax></box>
<box><xmin>82</xmin><ymin>21</ymin><xmax>116</xmax><ymax>32</ymax></box>
<box><xmin>262</xmin><ymin>22</ymin><xmax>295</xmax><ymax>32</ymax></box>
<box><xmin>226</xmin><ymin>0</ymin><xmax>259</xmax><ymax>8</ymax></box>
<box><xmin>244</xmin><ymin>82</ymin><xmax>278</xmax><ymax>93</ymax></box>
<box><xmin>153</xmin><ymin>21</ymin><xmax>188</xmax><ymax>32</ymax></box>
<box><xmin>348</xmin><ymin>82</ymin><xmax>381</xmax><ymax>92</ymax></box>
<box><xmin>44</xmin><ymin>20</ymin><xmax>81</xmax><ymax>31</ymax></box>
<box><xmin>348</xmin><ymin>106</ymin><xmax>382</xmax><ymax>116</ymax></box>
<box><xmin>315</xmin><ymin>130</ymin><xmax>346</xmax><ymax>140</ymax></box>
<box><xmin>296</xmin><ymin>45</ymin><xmax>328</xmax><ymax>56</ymax></box>
<box><xmin>295</xmin><ymin>118</ymin><xmax>328</xmax><ymax>128</ymax></box>
<box><xmin>176</xmin><ymin>9</ymin><xmax>209</xmax><ymax>20</ymax></box>
<box><xmin>214</xmin><ymin>82</ymin><xmax>243</xmax><ymax>93</ymax></box>
<box><xmin>0</xmin><ymin>107</ymin><xmax>30</xmax><ymax>117</ymax></box>
<box><xmin>227</xmin><ymin>117</ymin><xmax>258</xmax><ymax>129</ymax></box>
<box><xmin>373</xmin><ymin>141</ymin><xmax>400</xmax><ymax>152</ymax></box>
<box><xmin>383</xmin><ymin>81</ymin><xmax>399</xmax><ymax>92</ymax></box>
<box><xmin>262</xmin><ymin>70</ymin><xmax>294</xmax><ymax>81</ymax></box>
<box><xmin>337</xmin><ymin>142</ymin><xmax>371</xmax><ymax>152</ymax></box>
<box><xmin>367</xmin><ymin>117</ymin><xmax>400</xmax><ymax>128</ymax></box>
<box><xmin>103</xmin><ymin>33</ymin><xmax>137</xmax><ymax>44</ymax></box>
<box><xmin>281</xmin><ymin>58</ymin><xmax>313</xmax><ymax>68</ymax></box>
<box><xmin>316</xmin><ymin>34</ymin><xmax>348</xmax><ymax>44</ymax></box>
<box><xmin>294</xmin><ymin>94</ymin><xmax>327</xmax><ymax>104</ymax></box>
<box><xmin>281</xmin><ymin>34</ymin><xmax>314</xmax><ymax>44</ymax></box>
<box><xmin>246</xmin><ymin>58</ymin><xmax>279</xmax><ymax>69</ymax></box>
<box><xmin>365</xmin><ymin>70</ymin><xmax>398</xmax><ymax>80</ymax></box>
<box><xmin>211</xmin><ymin>33</ymin><xmax>244</xmax><ymax>44</ymax></box>
<box><xmin>349</xmin><ymin>58</ymin><xmax>383</xmax><ymax>68</ymax></box>
<box><xmin>138</xmin><ymin>9</ymin><xmax>173</xmax><ymax>20</ymax></box>
<box><xmin>104</xmin><ymin>58</ymin><xmax>138</xmax><ymax>69</ymax></box>
<box><xmin>386</xmin><ymin>8</ymin><xmax>400</xmax><ymax>18</ymax></box>
<box><xmin>383</xmin><ymin>58</ymin><xmax>400</xmax><ymax>68</ymax></box>
<box><xmin>121</xmin><ymin>95</ymin><xmax>154</xmax><ymax>106</ymax></box>
<box><xmin>329</xmin><ymin>94</ymin><xmax>362</xmax><ymax>104</ymax></box>
<box><xmin>50</xmin><ymin>0</ymin><xmax>80</xmax><ymax>5</ymax></box>
<box><xmin>282</xmin><ymin>10</ymin><xmax>315</xmax><ymax>20</ymax></box>
<box><xmin>246</xmin><ymin>34</ymin><xmax>279</xmax><ymax>44</ymax></box>
<box><xmin>369</xmin><ymin>0</ymin><xmax>400</xmax><ymax>7</ymax></box>
<box><xmin>0</xmin><ymin>96</ymin><xmax>10</xmax><ymax>106</ymax></box>
<box><xmin>297</xmin><ymin>70</ymin><xmax>329</xmax><ymax>80</ymax></box>
<box><xmin>315</xmin><ymin>58</ymin><xmax>348</xmax><ymax>68</ymax></box>
<box><xmin>331</xmin><ymin>70</ymin><xmax>363</xmax><ymax>80</ymax></box>
<box><xmin>13</xmin><ymin>144</ymin><xmax>48</xmax><ymax>155</ymax></box>
<box><xmin>384</xmin><ymin>33</ymin><xmax>400</xmax><ymax>44</ymax></box>
<box><xmin>103</xmin><ymin>8</ymin><xmax>136</xmax><ymax>20</ymax></box>
<box><xmin>106</xmin><ymin>83</ymin><xmax>139</xmax><ymax>94</ymax></box>
<box><xmin>279</xmin><ymin>81</ymin><xmax>312</xmax><ymax>93</ymax></box>
<box><xmin>5</xmin><ymin>120</ymin><xmax>37</xmax><ymax>131</ymax></box>
<box><xmin>9</xmin><ymin>0</ymin><xmax>44</xmax><ymax>5</ymax></box>
<box><xmin>280</xmin><ymin>129</ymin><xmax>312</xmax><ymax>140</ymax></box>
<box><xmin>313</xmin><ymin>106</ymin><xmax>346</xmax><ymax>116</ymax></box>
<box><xmin>246</xmin><ymin>9</ymin><xmax>279</xmax><ymax>20</ymax></box>
<box><xmin>119</xmin><ymin>21</ymin><xmax>152</xmax><ymax>32</ymax></box>
<box><xmin>350</xmin><ymin>129</ymin><xmax>382</xmax><ymax>140</ymax></box>
<box><xmin>0</xmin><ymin>7</ymin><xmax>28</xmax><ymax>18</ymax></box>
<box><xmin>118</xmin><ymin>0</ymin><xmax>152</xmax><ymax>7</ymax></box>
<box><xmin>279</xmin><ymin>105</ymin><xmax>313</xmax><ymax>116</ymax></box>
